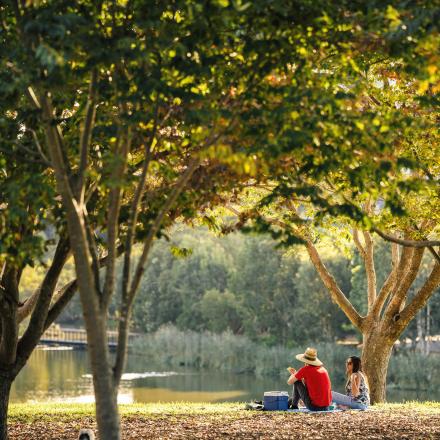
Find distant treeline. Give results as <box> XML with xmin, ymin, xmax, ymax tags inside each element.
<box><xmin>55</xmin><ymin>227</ymin><xmax>440</xmax><ymax>346</ymax></box>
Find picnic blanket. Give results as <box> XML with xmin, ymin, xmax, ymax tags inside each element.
<box><xmin>287</xmin><ymin>408</ymin><xmax>342</xmax><ymax>413</ymax></box>
<box><xmin>245</xmin><ymin>401</ymin><xmax>367</xmax><ymax>412</ymax></box>
<box><xmin>245</xmin><ymin>403</ymin><xmax>342</xmax><ymax>413</ymax></box>
<box><xmin>288</xmin><ymin>408</ymin><xmax>367</xmax><ymax>413</ymax></box>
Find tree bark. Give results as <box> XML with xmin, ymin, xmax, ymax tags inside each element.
<box><xmin>88</xmin><ymin>319</ymin><xmax>119</xmax><ymax>440</ymax></box>
<box><xmin>17</xmin><ymin>236</ymin><xmax>70</xmax><ymax>363</ymax></box>
<box><xmin>0</xmin><ymin>374</ymin><xmax>12</xmax><ymax>440</ymax></box>
<box><xmin>361</xmin><ymin>325</ymin><xmax>394</xmax><ymax>404</ymax></box>
<box><xmin>426</xmin><ymin>302</ymin><xmax>431</xmax><ymax>355</ymax></box>
<box><xmin>416</xmin><ymin>312</ymin><xmax>425</xmax><ymax>353</ymax></box>
<box><xmin>41</xmin><ymin>93</ymin><xmax>121</xmax><ymax>439</ymax></box>
<box><xmin>305</xmin><ymin>240</ymin><xmax>364</xmax><ymax>330</ymax></box>
<box><xmin>67</xmin><ymin>227</ymin><xmax>121</xmax><ymax>440</ymax></box>
<box><xmin>0</xmin><ymin>267</ymin><xmax>19</xmax><ymax>366</ymax></box>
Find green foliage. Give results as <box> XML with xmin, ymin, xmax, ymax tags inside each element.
<box><xmin>199</xmin><ymin>289</ymin><xmax>241</xmax><ymax>333</ymax></box>
<box><xmin>293</xmin><ymin>257</ymin><xmax>350</xmax><ymax>342</ymax></box>
<box><xmin>130</xmin><ymin>324</ymin><xmax>354</xmax><ymax>379</ymax></box>
<box><xmin>48</xmin><ymin>225</ymin><xmax>439</xmax><ymax>342</ymax></box>
<box><xmin>129</xmin><ymin>324</ymin><xmax>440</xmax><ymax>393</ymax></box>
<box><xmin>388</xmin><ymin>351</ymin><xmax>440</xmax><ymax>391</ymax></box>
<box><xmin>2</xmin><ymin>0</ymin><xmax>437</xmax><ymax>271</ymax></box>
<box><xmin>350</xmin><ymin>239</ymin><xmax>392</xmax><ymax>316</ymax></box>
<box><xmin>1</xmin><ymin>0</ymin><xmax>437</xmax><ymax>315</ymax></box>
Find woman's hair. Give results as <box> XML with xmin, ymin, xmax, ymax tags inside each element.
<box><xmin>346</xmin><ymin>356</ymin><xmax>369</xmax><ymax>390</ymax></box>
<box><xmin>347</xmin><ymin>356</ymin><xmax>362</xmax><ymax>374</ymax></box>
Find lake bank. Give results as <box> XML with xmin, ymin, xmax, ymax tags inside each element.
<box><xmin>8</xmin><ymin>402</ymin><xmax>440</xmax><ymax>439</ymax></box>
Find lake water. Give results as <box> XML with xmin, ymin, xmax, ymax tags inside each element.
<box><xmin>10</xmin><ymin>348</ymin><xmax>438</xmax><ymax>404</ymax></box>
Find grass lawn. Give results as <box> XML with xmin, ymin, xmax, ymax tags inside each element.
<box><xmin>8</xmin><ymin>401</ymin><xmax>440</xmax><ymax>439</ymax></box>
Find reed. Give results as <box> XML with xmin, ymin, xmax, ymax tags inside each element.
<box><xmin>131</xmin><ymin>325</ymin><xmax>354</xmax><ymax>379</ymax></box>
<box><xmin>387</xmin><ymin>351</ymin><xmax>440</xmax><ymax>391</ymax></box>
<box><xmin>131</xmin><ymin>325</ymin><xmax>440</xmax><ymax>392</ymax></box>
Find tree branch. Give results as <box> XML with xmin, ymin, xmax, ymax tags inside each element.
<box><xmin>225</xmin><ymin>204</ymin><xmax>363</xmax><ymax>329</ymax></box>
<box><xmin>396</xmin><ymin>263</ymin><xmax>440</xmax><ymax>335</ymax></box>
<box><xmin>305</xmin><ymin>240</ymin><xmax>364</xmax><ymax>331</ymax></box>
<box><xmin>11</xmin><ymin>140</ymin><xmax>50</xmax><ymax>166</ymax></box>
<box><xmin>352</xmin><ymin>229</ymin><xmax>366</xmax><ymax>258</ymax></box>
<box><xmin>102</xmin><ymin>126</ymin><xmax>132</xmax><ymax>310</ymax></box>
<box><xmin>384</xmin><ymin>247</ymin><xmax>425</xmax><ymax>323</ymax></box>
<box><xmin>16</xmin><ymin>236</ymin><xmax>70</xmax><ymax>362</ymax></box>
<box><xmin>113</xmin><ymin>157</ymin><xmax>199</xmax><ymax>384</ymax></box>
<box><xmin>43</xmin><ymin>280</ymin><xmax>77</xmax><ymax>332</ymax></box>
<box><xmin>373</xmin><ymin>228</ymin><xmax>440</xmax><ymax>249</ymax></box>
<box><xmin>25</xmin><ymin>86</ymin><xmax>41</xmax><ymax>110</ymax></box>
<box><xmin>84</xmin><ymin>215</ymin><xmax>102</xmax><ymax>295</ymax></box>
<box><xmin>17</xmin><ymin>290</ymin><xmax>40</xmax><ymax>323</ymax></box>
<box><xmin>29</xmin><ymin>128</ymin><xmax>51</xmax><ymax>166</ymax></box>
<box><xmin>121</xmin><ymin>101</ymin><xmax>158</xmax><ymax>308</ymax></box>
<box><xmin>371</xmin><ymin>241</ymin><xmax>400</xmax><ymax>318</ymax></box>
<box><xmin>362</xmin><ymin>230</ymin><xmax>377</xmax><ymax>311</ymax></box>
<box><xmin>76</xmin><ymin>69</ymin><xmax>98</xmax><ymax>202</ymax></box>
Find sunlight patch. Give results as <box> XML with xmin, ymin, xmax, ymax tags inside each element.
<box><xmin>81</xmin><ymin>371</ymin><xmax>180</xmax><ymax>381</ymax></box>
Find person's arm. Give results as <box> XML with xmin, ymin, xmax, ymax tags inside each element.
<box><xmin>287</xmin><ymin>367</ymin><xmax>297</xmax><ymax>385</ymax></box>
<box><xmin>288</xmin><ymin>366</ymin><xmax>306</xmax><ymax>385</ymax></box>
<box><xmin>351</xmin><ymin>373</ymin><xmax>360</xmax><ymax>397</ymax></box>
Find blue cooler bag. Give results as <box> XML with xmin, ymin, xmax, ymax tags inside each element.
<box><xmin>264</xmin><ymin>391</ymin><xmax>289</xmax><ymax>411</ymax></box>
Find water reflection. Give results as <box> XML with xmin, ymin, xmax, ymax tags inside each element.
<box><xmin>10</xmin><ymin>348</ymin><xmax>440</xmax><ymax>403</ymax></box>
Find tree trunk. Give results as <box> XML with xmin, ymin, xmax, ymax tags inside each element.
<box><xmin>0</xmin><ymin>374</ymin><xmax>12</xmax><ymax>440</ymax></box>
<box><xmin>361</xmin><ymin>326</ymin><xmax>394</xmax><ymax>404</ymax></box>
<box><xmin>82</xmin><ymin>311</ymin><xmax>120</xmax><ymax>440</ymax></box>
<box><xmin>93</xmin><ymin>369</ymin><xmax>119</xmax><ymax>440</ymax></box>
<box><xmin>425</xmin><ymin>302</ymin><xmax>431</xmax><ymax>355</ymax></box>
<box><xmin>416</xmin><ymin>311</ymin><xmax>425</xmax><ymax>353</ymax></box>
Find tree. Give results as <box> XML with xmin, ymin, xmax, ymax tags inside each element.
<box><xmin>229</xmin><ymin>115</ymin><xmax>439</xmax><ymax>402</ymax></box>
<box><xmin>4</xmin><ymin>0</ymin><xmax>368</xmax><ymax>437</ymax></box>
<box><xmin>129</xmin><ymin>228</ymin><xmax>300</xmax><ymax>343</ymax></box>
<box><xmin>199</xmin><ymin>289</ymin><xmax>242</xmax><ymax>333</ymax></box>
<box><xmin>0</xmin><ymin>0</ymin><xmax>255</xmax><ymax>436</ymax></box>
<box><xmin>228</xmin><ymin>194</ymin><xmax>439</xmax><ymax>404</ymax></box>
<box><xmin>2</xmin><ymin>2</ymin><xmax>438</xmax><ymax>437</ymax></box>
<box><xmin>222</xmin><ymin>0</ymin><xmax>439</xmax><ymax>403</ymax></box>
<box><xmin>305</xmin><ymin>228</ymin><xmax>439</xmax><ymax>403</ymax></box>
<box><xmin>0</xmin><ymin>107</ymin><xmax>80</xmax><ymax>438</ymax></box>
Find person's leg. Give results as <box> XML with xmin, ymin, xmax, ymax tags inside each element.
<box><xmin>292</xmin><ymin>381</ymin><xmax>313</xmax><ymax>409</ymax></box>
<box><xmin>331</xmin><ymin>391</ymin><xmax>367</xmax><ymax>410</ymax></box>
<box><xmin>331</xmin><ymin>391</ymin><xmax>353</xmax><ymax>406</ymax></box>
<box><xmin>348</xmin><ymin>401</ymin><xmax>368</xmax><ymax>410</ymax></box>
<box><xmin>291</xmin><ymin>382</ymin><xmax>301</xmax><ymax>408</ymax></box>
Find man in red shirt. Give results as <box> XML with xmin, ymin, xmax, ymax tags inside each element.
<box><xmin>287</xmin><ymin>347</ymin><xmax>332</xmax><ymax>411</ymax></box>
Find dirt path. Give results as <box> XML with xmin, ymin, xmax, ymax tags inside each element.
<box><xmin>9</xmin><ymin>409</ymin><xmax>440</xmax><ymax>439</ymax></box>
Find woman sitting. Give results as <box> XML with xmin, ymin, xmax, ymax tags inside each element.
<box><xmin>331</xmin><ymin>356</ymin><xmax>370</xmax><ymax>410</ymax></box>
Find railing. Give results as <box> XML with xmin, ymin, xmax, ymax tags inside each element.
<box><xmin>41</xmin><ymin>325</ymin><xmax>139</xmax><ymax>348</ymax></box>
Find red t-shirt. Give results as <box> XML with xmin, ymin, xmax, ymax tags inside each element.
<box><xmin>294</xmin><ymin>365</ymin><xmax>332</xmax><ymax>407</ymax></box>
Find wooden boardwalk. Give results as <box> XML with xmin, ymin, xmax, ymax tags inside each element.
<box><xmin>40</xmin><ymin>325</ymin><xmax>138</xmax><ymax>349</ymax></box>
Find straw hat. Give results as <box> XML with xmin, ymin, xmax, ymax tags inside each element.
<box><xmin>295</xmin><ymin>347</ymin><xmax>323</xmax><ymax>366</ymax></box>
